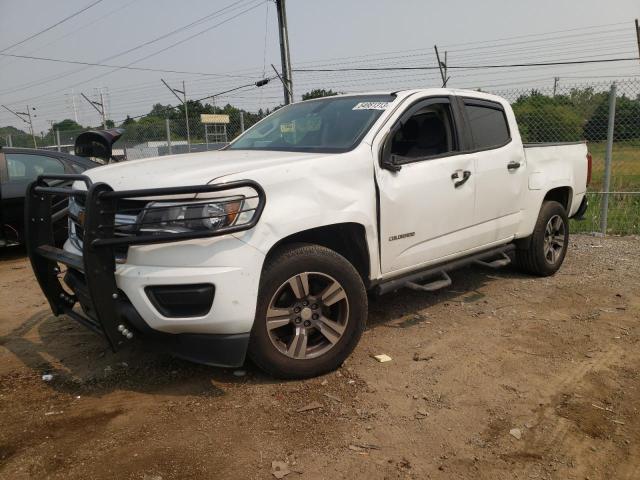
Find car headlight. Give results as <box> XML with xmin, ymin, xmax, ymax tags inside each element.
<box><xmin>137</xmin><ymin>196</ymin><xmax>244</xmax><ymax>234</ymax></box>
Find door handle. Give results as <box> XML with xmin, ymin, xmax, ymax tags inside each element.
<box><xmin>507</xmin><ymin>161</ymin><xmax>521</xmax><ymax>171</ymax></box>
<box><xmin>451</xmin><ymin>170</ymin><xmax>471</xmax><ymax>188</ymax></box>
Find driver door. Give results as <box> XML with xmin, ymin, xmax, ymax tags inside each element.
<box><xmin>375</xmin><ymin>96</ymin><xmax>477</xmax><ymax>274</ymax></box>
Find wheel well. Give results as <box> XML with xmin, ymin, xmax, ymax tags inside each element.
<box><xmin>266</xmin><ymin>223</ymin><xmax>370</xmax><ymax>283</ymax></box>
<box><xmin>544</xmin><ymin>186</ymin><xmax>573</xmax><ymax>212</ymax></box>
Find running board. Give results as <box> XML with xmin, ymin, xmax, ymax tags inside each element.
<box><xmin>405</xmin><ymin>271</ymin><xmax>452</xmax><ymax>292</ymax></box>
<box><xmin>474</xmin><ymin>252</ymin><xmax>511</xmax><ymax>269</ymax></box>
<box><xmin>374</xmin><ymin>244</ymin><xmax>516</xmax><ymax>295</ymax></box>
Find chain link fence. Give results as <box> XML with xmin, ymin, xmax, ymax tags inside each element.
<box><xmin>2</xmin><ymin>78</ymin><xmax>639</xmax><ymax>235</ymax></box>
<box><xmin>491</xmin><ymin>78</ymin><xmax>640</xmax><ymax>235</ymax></box>
<box><xmin>1</xmin><ymin>110</ymin><xmax>266</xmax><ymax>159</ymax></box>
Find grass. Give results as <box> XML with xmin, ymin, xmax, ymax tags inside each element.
<box><xmin>571</xmin><ymin>141</ymin><xmax>640</xmax><ymax>235</ymax></box>
<box><xmin>587</xmin><ymin>141</ymin><xmax>640</xmax><ymax>192</ymax></box>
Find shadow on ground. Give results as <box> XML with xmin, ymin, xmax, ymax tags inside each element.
<box><xmin>1</xmin><ymin>263</ymin><xmax>528</xmax><ymax>399</ymax></box>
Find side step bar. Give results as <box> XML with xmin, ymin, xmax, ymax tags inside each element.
<box><xmin>405</xmin><ymin>271</ymin><xmax>452</xmax><ymax>292</ymax></box>
<box><xmin>474</xmin><ymin>252</ymin><xmax>511</xmax><ymax>269</ymax></box>
<box><xmin>375</xmin><ymin>244</ymin><xmax>515</xmax><ymax>295</ymax></box>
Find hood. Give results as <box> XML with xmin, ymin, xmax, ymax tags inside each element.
<box><xmin>83</xmin><ymin>149</ymin><xmax>325</xmax><ymax>190</ymax></box>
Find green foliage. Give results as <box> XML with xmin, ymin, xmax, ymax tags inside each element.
<box><xmin>0</xmin><ymin>125</ymin><xmax>31</xmax><ymax>147</ymax></box>
<box><xmin>52</xmin><ymin>118</ymin><xmax>83</xmax><ymax>131</ymax></box>
<box><xmin>116</xmin><ymin>101</ymin><xmax>271</xmax><ymax>144</ymax></box>
<box><xmin>512</xmin><ymin>91</ymin><xmax>583</xmax><ymax>142</ymax></box>
<box><xmin>301</xmin><ymin>89</ymin><xmax>340</xmax><ymax>100</ymax></box>
<box><xmin>512</xmin><ymin>87</ymin><xmax>640</xmax><ymax>144</ymax></box>
<box><xmin>584</xmin><ymin>95</ymin><xmax>640</xmax><ymax>142</ymax></box>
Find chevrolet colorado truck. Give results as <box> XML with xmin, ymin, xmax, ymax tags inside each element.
<box><xmin>26</xmin><ymin>89</ymin><xmax>590</xmax><ymax>379</ymax></box>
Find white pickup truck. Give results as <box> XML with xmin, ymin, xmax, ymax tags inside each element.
<box><xmin>26</xmin><ymin>88</ymin><xmax>590</xmax><ymax>379</ymax></box>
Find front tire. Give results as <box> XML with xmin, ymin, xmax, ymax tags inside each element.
<box><xmin>248</xmin><ymin>243</ymin><xmax>367</xmax><ymax>379</ymax></box>
<box><xmin>517</xmin><ymin>200</ymin><xmax>569</xmax><ymax>276</ymax></box>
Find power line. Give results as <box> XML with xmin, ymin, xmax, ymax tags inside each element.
<box><xmin>116</xmin><ymin>77</ymin><xmax>274</xmax><ymax>123</ymax></box>
<box><xmin>0</xmin><ymin>52</ymin><xmax>263</xmax><ymax>78</ymax></box>
<box><xmin>0</xmin><ymin>0</ymin><xmax>141</xmax><ymax>69</ymax></box>
<box><xmin>293</xmin><ymin>57</ymin><xmax>640</xmax><ymax>72</ymax></box>
<box><xmin>96</xmin><ymin>0</ymin><xmax>256</xmax><ymax>68</ymax></box>
<box><xmin>440</xmin><ymin>22</ymin><xmax>630</xmax><ymax>49</ymax></box>
<box><xmin>0</xmin><ymin>0</ymin><xmax>264</xmax><ymax>100</ymax></box>
<box><xmin>0</xmin><ymin>0</ymin><xmax>104</xmax><ymax>53</ymax></box>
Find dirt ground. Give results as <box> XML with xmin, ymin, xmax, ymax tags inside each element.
<box><xmin>1</xmin><ymin>234</ymin><xmax>639</xmax><ymax>480</ymax></box>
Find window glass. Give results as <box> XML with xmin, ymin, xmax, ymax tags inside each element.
<box><xmin>391</xmin><ymin>103</ymin><xmax>457</xmax><ymax>159</ymax></box>
<box><xmin>229</xmin><ymin>95</ymin><xmax>395</xmax><ymax>153</ymax></box>
<box><xmin>6</xmin><ymin>153</ymin><xmax>65</xmax><ymax>182</ymax></box>
<box><xmin>464</xmin><ymin>103</ymin><xmax>510</xmax><ymax>149</ymax></box>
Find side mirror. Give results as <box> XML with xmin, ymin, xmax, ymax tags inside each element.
<box><xmin>380</xmin><ymin>124</ymin><xmax>402</xmax><ymax>172</ymax></box>
<box><xmin>381</xmin><ymin>154</ymin><xmax>402</xmax><ymax>172</ymax></box>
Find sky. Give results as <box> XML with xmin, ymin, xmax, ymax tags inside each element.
<box><xmin>1</xmin><ymin>0</ymin><xmax>639</xmax><ymax>133</ymax></box>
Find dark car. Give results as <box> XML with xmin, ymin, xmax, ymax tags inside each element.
<box><xmin>0</xmin><ymin>129</ymin><xmax>124</xmax><ymax>247</ymax></box>
<box><xmin>0</xmin><ymin>147</ymin><xmax>100</xmax><ymax>246</ymax></box>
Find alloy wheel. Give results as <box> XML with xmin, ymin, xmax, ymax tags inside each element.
<box><xmin>543</xmin><ymin>214</ymin><xmax>566</xmax><ymax>265</ymax></box>
<box><xmin>266</xmin><ymin>272</ymin><xmax>349</xmax><ymax>360</ymax></box>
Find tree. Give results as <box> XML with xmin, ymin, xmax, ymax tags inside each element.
<box><xmin>0</xmin><ymin>125</ymin><xmax>31</xmax><ymax>147</ymax></box>
<box><xmin>302</xmin><ymin>89</ymin><xmax>340</xmax><ymax>100</ymax></box>
<box><xmin>52</xmin><ymin>119</ymin><xmax>83</xmax><ymax>131</ymax></box>
<box><xmin>512</xmin><ymin>91</ymin><xmax>583</xmax><ymax>143</ymax></box>
<box><xmin>584</xmin><ymin>95</ymin><xmax>640</xmax><ymax>142</ymax></box>
<box><xmin>121</xmin><ymin>116</ymin><xmax>136</xmax><ymax>127</ymax></box>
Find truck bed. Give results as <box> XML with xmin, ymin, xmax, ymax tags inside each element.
<box><xmin>522</xmin><ymin>141</ymin><xmax>589</xmax><ymax>218</ymax></box>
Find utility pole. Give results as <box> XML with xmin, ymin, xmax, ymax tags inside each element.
<box><xmin>80</xmin><ymin>92</ymin><xmax>106</xmax><ymax>129</ymax></box>
<box><xmin>553</xmin><ymin>77</ymin><xmax>560</xmax><ymax>96</ymax></box>
<box><xmin>66</xmin><ymin>90</ymin><xmax>79</xmax><ymax>123</ymax></box>
<box><xmin>275</xmin><ymin>0</ymin><xmax>293</xmax><ymax>104</ymax></box>
<box><xmin>25</xmin><ymin>106</ymin><xmax>36</xmax><ymax>148</ymax></box>
<box><xmin>434</xmin><ymin>45</ymin><xmax>449</xmax><ymax>87</ymax></box>
<box><xmin>161</xmin><ymin>78</ymin><xmax>191</xmax><ymax>152</ymax></box>
<box><xmin>100</xmin><ymin>90</ymin><xmax>108</xmax><ymax>126</ymax></box>
<box><xmin>444</xmin><ymin>51</ymin><xmax>448</xmax><ymax>85</ymax></box>
<box><xmin>71</xmin><ymin>90</ymin><xmax>79</xmax><ymax>123</ymax></box>
<box><xmin>635</xmin><ymin>19</ymin><xmax>640</xmax><ymax>65</ymax></box>
<box><xmin>2</xmin><ymin>104</ymin><xmax>37</xmax><ymax>147</ymax></box>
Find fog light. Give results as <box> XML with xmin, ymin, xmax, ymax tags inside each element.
<box><xmin>145</xmin><ymin>284</ymin><xmax>215</xmax><ymax>318</ymax></box>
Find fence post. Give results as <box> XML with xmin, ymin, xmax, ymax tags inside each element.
<box><xmin>6</xmin><ymin>134</ymin><xmax>12</xmax><ymax>147</ymax></box>
<box><xmin>55</xmin><ymin>129</ymin><xmax>61</xmax><ymax>152</ymax></box>
<box><xmin>599</xmin><ymin>82</ymin><xmax>617</xmax><ymax>235</ymax></box>
<box><xmin>240</xmin><ymin>111</ymin><xmax>245</xmax><ymax>133</ymax></box>
<box><xmin>165</xmin><ymin>118</ymin><xmax>172</xmax><ymax>155</ymax></box>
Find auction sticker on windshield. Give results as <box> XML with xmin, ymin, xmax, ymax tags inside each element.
<box><xmin>352</xmin><ymin>102</ymin><xmax>390</xmax><ymax>110</ymax></box>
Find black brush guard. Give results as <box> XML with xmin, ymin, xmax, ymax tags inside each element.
<box><xmin>25</xmin><ymin>173</ymin><xmax>266</xmax><ymax>352</ymax></box>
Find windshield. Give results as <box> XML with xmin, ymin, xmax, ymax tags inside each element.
<box><xmin>228</xmin><ymin>94</ymin><xmax>395</xmax><ymax>153</ymax></box>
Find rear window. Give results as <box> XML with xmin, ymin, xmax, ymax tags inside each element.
<box><xmin>464</xmin><ymin>102</ymin><xmax>510</xmax><ymax>150</ymax></box>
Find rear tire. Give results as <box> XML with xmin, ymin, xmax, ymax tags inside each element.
<box><xmin>517</xmin><ymin>200</ymin><xmax>569</xmax><ymax>276</ymax></box>
<box><xmin>249</xmin><ymin>243</ymin><xmax>367</xmax><ymax>379</ymax></box>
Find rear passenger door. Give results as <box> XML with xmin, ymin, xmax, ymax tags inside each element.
<box><xmin>461</xmin><ymin>98</ymin><xmax>527</xmax><ymax>242</ymax></box>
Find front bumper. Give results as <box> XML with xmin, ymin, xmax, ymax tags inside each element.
<box><xmin>24</xmin><ymin>174</ymin><xmax>266</xmax><ymax>367</ymax></box>
<box><xmin>64</xmin><ymin>267</ymin><xmax>250</xmax><ymax>366</ymax></box>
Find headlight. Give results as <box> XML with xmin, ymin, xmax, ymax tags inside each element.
<box><xmin>137</xmin><ymin>196</ymin><xmax>244</xmax><ymax>234</ymax></box>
